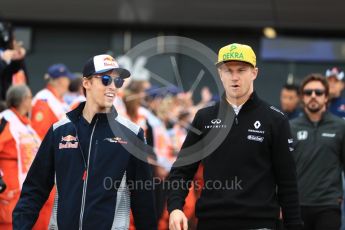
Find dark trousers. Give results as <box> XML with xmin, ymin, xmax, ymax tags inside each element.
<box><xmin>301</xmin><ymin>205</ymin><xmax>340</xmax><ymax>230</ymax></box>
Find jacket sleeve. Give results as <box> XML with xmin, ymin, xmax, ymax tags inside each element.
<box><xmin>0</xmin><ymin>59</ymin><xmax>6</xmax><ymax>76</ymax></box>
<box><xmin>272</xmin><ymin>117</ymin><xmax>303</xmax><ymax>230</ymax></box>
<box><xmin>0</xmin><ymin>117</ymin><xmax>8</xmax><ymax>193</ymax></box>
<box><xmin>127</xmin><ymin>128</ymin><xmax>157</xmax><ymax>230</ymax></box>
<box><xmin>341</xmin><ymin>122</ymin><xmax>345</xmax><ymax>173</ymax></box>
<box><xmin>12</xmin><ymin>126</ymin><xmax>55</xmax><ymax>230</ymax></box>
<box><xmin>166</xmin><ymin>110</ymin><xmax>202</xmax><ymax>213</ymax></box>
<box><xmin>0</xmin><ymin>58</ymin><xmax>24</xmax><ymax>77</ymax></box>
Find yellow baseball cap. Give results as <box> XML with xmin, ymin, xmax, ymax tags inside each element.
<box><xmin>215</xmin><ymin>43</ymin><xmax>256</xmax><ymax>67</ymax></box>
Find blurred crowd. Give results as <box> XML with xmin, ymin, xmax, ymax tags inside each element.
<box><xmin>279</xmin><ymin>67</ymin><xmax>345</xmax><ymax>120</ymax></box>
<box><xmin>1</xmin><ymin>19</ymin><xmax>345</xmax><ymax>230</ymax></box>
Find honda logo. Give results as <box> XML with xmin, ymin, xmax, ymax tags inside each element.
<box><xmin>297</xmin><ymin>131</ymin><xmax>308</xmax><ymax>140</ymax></box>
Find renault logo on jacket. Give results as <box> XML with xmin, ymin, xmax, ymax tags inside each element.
<box><xmin>254</xmin><ymin>121</ymin><xmax>261</xmax><ymax>129</ymax></box>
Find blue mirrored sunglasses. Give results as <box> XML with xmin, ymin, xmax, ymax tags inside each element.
<box><xmin>94</xmin><ymin>75</ymin><xmax>124</xmax><ymax>88</ymax></box>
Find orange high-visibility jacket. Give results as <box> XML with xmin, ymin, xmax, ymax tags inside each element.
<box><xmin>0</xmin><ymin>109</ymin><xmax>49</xmax><ymax>230</ymax></box>
<box><xmin>31</xmin><ymin>85</ymin><xmax>69</xmax><ymax>139</ymax></box>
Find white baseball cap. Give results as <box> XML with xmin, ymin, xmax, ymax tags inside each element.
<box><xmin>325</xmin><ymin>67</ymin><xmax>344</xmax><ymax>81</ymax></box>
<box><xmin>82</xmin><ymin>54</ymin><xmax>130</xmax><ymax>78</ymax></box>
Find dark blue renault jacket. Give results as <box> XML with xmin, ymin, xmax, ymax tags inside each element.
<box><xmin>13</xmin><ymin>102</ymin><xmax>157</xmax><ymax>230</ymax></box>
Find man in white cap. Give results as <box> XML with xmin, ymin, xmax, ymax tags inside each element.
<box><xmin>326</xmin><ymin>67</ymin><xmax>345</xmax><ymax>230</ymax></box>
<box><xmin>325</xmin><ymin>67</ymin><xmax>345</xmax><ymax>119</ymax></box>
<box><xmin>13</xmin><ymin>54</ymin><xmax>157</xmax><ymax>230</ymax></box>
<box><xmin>167</xmin><ymin>43</ymin><xmax>303</xmax><ymax>230</ymax></box>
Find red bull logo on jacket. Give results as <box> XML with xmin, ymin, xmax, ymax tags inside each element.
<box><xmin>59</xmin><ymin>135</ymin><xmax>78</xmax><ymax>149</ymax></box>
<box><xmin>61</xmin><ymin>135</ymin><xmax>77</xmax><ymax>142</ymax></box>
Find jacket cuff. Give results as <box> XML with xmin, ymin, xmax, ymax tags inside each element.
<box><xmin>167</xmin><ymin>202</ymin><xmax>183</xmax><ymax>214</ymax></box>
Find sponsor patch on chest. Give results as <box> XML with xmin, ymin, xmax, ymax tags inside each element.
<box><xmin>59</xmin><ymin>135</ymin><xmax>78</xmax><ymax>149</ymax></box>
<box><xmin>321</xmin><ymin>133</ymin><xmax>336</xmax><ymax>138</ymax></box>
<box><xmin>59</xmin><ymin>142</ymin><xmax>78</xmax><ymax>149</ymax></box>
<box><xmin>247</xmin><ymin>135</ymin><xmax>264</xmax><ymax>142</ymax></box>
<box><xmin>297</xmin><ymin>130</ymin><xmax>308</xmax><ymax>140</ymax></box>
<box><xmin>104</xmin><ymin>137</ymin><xmax>128</xmax><ymax>144</ymax></box>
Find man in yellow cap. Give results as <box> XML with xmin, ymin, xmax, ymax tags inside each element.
<box><xmin>167</xmin><ymin>43</ymin><xmax>303</xmax><ymax>230</ymax></box>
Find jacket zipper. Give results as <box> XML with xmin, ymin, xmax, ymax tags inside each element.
<box><xmin>79</xmin><ymin>118</ymin><xmax>98</xmax><ymax>230</ymax></box>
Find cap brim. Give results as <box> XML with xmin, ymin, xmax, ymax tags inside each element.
<box><xmin>215</xmin><ymin>60</ymin><xmax>255</xmax><ymax>67</ymax></box>
<box><xmin>50</xmin><ymin>72</ymin><xmax>76</xmax><ymax>80</ymax></box>
<box><xmin>94</xmin><ymin>67</ymin><xmax>131</xmax><ymax>79</ymax></box>
<box><xmin>66</xmin><ymin>72</ymin><xmax>77</xmax><ymax>80</ymax></box>
<box><xmin>326</xmin><ymin>75</ymin><xmax>343</xmax><ymax>81</ymax></box>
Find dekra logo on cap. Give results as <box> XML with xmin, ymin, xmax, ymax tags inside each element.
<box><xmin>223</xmin><ymin>51</ymin><xmax>244</xmax><ymax>61</ymax></box>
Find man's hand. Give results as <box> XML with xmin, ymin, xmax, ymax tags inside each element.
<box><xmin>169</xmin><ymin>209</ymin><xmax>188</xmax><ymax>230</ymax></box>
<box><xmin>0</xmin><ymin>49</ymin><xmax>14</xmax><ymax>63</ymax></box>
<box><xmin>0</xmin><ymin>42</ymin><xmax>26</xmax><ymax>64</ymax></box>
<box><xmin>12</xmin><ymin>41</ymin><xmax>26</xmax><ymax>60</ymax></box>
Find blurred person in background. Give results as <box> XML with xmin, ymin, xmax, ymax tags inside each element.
<box><xmin>145</xmin><ymin>86</ymin><xmax>165</xmax><ymax>116</ymax></box>
<box><xmin>192</xmin><ymin>86</ymin><xmax>215</xmax><ymax>114</ymax></box>
<box><xmin>168</xmin><ymin>111</ymin><xmax>191</xmax><ymax>156</ymax></box>
<box><xmin>0</xmin><ymin>115</ymin><xmax>7</xmax><ymax>194</ymax></box>
<box><xmin>280</xmin><ymin>83</ymin><xmax>301</xmax><ymax>120</ymax></box>
<box><xmin>0</xmin><ymin>101</ymin><xmax>7</xmax><ymax>112</ymax></box>
<box><xmin>125</xmin><ymin>80</ymin><xmax>151</xmax><ymax>119</ymax></box>
<box><xmin>326</xmin><ymin>67</ymin><xmax>345</xmax><ymax>230</ymax></box>
<box><xmin>290</xmin><ymin>74</ymin><xmax>345</xmax><ymax>230</ymax></box>
<box><xmin>123</xmin><ymin>83</ymin><xmax>172</xmax><ymax>227</ymax></box>
<box><xmin>67</xmin><ymin>75</ymin><xmax>86</xmax><ymax>111</ymax></box>
<box><xmin>123</xmin><ymin>88</ymin><xmax>148</xmax><ymax>132</ymax></box>
<box><xmin>123</xmin><ymin>86</ymin><xmax>158</xmax><ymax>230</ymax></box>
<box><xmin>325</xmin><ymin>67</ymin><xmax>345</xmax><ymax>119</ymax></box>
<box><xmin>64</xmin><ymin>73</ymin><xmax>84</xmax><ymax>105</ymax></box>
<box><xmin>0</xmin><ymin>85</ymin><xmax>41</xmax><ymax>230</ymax></box>
<box><xmin>0</xmin><ymin>19</ymin><xmax>28</xmax><ymax>101</ymax></box>
<box><xmin>142</xmin><ymin>86</ymin><xmax>174</xmax><ymax>172</ymax></box>
<box><xmin>31</xmin><ymin>63</ymin><xmax>75</xmax><ymax>139</ymax></box>
<box><xmin>156</xmin><ymin>95</ymin><xmax>175</xmax><ymax>129</ymax></box>
<box><xmin>136</xmin><ymin>86</ymin><xmax>173</xmax><ymax>226</ymax></box>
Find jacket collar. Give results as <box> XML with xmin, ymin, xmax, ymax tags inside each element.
<box><xmin>10</xmin><ymin>107</ymin><xmax>30</xmax><ymax>125</ymax></box>
<box><xmin>66</xmin><ymin>101</ymin><xmax>118</xmax><ymax>124</ymax></box>
<box><xmin>220</xmin><ymin>91</ymin><xmax>261</xmax><ymax>113</ymax></box>
<box><xmin>301</xmin><ymin>109</ymin><xmax>331</xmax><ymax>125</ymax></box>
